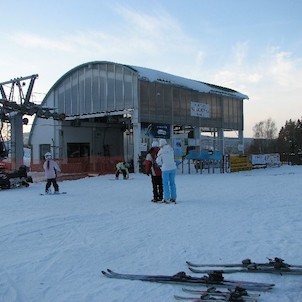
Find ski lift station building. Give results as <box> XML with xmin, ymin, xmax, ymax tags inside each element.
<box><xmin>29</xmin><ymin>61</ymin><xmax>248</xmax><ymax>173</ymax></box>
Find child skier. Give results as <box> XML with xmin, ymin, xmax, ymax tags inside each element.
<box><xmin>115</xmin><ymin>161</ymin><xmax>129</xmax><ymax>179</ymax></box>
<box><xmin>43</xmin><ymin>152</ymin><xmax>61</xmax><ymax>193</ymax></box>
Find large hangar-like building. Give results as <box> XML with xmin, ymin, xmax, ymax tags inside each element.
<box><xmin>29</xmin><ymin>61</ymin><xmax>248</xmax><ymax>173</ymax></box>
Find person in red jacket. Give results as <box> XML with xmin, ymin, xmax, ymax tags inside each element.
<box><xmin>145</xmin><ymin>141</ymin><xmax>163</xmax><ymax>202</ymax></box>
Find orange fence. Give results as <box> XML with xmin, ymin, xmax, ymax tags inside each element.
<box><xmin>31</xmin><ymin>156</ymin><xmax>125</xmax><ymax>175</ymax></box>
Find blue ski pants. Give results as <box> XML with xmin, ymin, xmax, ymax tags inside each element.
<box><xmin>162</xmin><ymin>169</ymin><xmax>176</xmax><ymax>200</ymax></box>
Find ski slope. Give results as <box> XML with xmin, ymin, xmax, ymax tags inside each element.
<box><xmin>1</xmin><ymin>165</ymin><xmax>302</xmax><ymax>301</ymax></box>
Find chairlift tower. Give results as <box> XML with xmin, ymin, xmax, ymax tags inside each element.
<box><xmin>0</xmin><ymin>74</ymin><xmax>65</xmax><ymax>170</ymax></box>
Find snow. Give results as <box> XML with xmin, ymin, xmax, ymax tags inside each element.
<box><xmin>1</xmin><ymin>165</ymin><xmax>302</xmax><ymax>302</ymax></box>
<box><xmin>130</xmin><ymin>65</ymin><xmax>249</xmax><ymax>100</ymax></box>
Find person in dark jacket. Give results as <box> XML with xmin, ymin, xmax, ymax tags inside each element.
<box><xmin>145</xmin><ymin>141</ymin><xmax>163</xmax><ymax>202</ymax></box>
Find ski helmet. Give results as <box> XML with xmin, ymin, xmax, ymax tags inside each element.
<box><xmin>44</xmin><ymin>152</ymin><xmax>52</xmax><ymax>159</ymax></box>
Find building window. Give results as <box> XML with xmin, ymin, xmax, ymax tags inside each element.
<box><xmin>67</xmin><ymin>143</ymin><xmax>90</xmax><ymax>159</ymax></box>
<box><xmin>40</xmin><ymin>144</ymin><xmax>51</xmax><ymax>160</ymax></box>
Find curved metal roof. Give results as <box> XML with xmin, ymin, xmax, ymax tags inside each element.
<box><xmin>43</xmin><ymin>61</ymin><xmax>248</xmax><ymax>102</ymax></box>
<box><xmin>41</xmin><ymin>61</ymin><xmax>132</xmax><ymax>105</ymax></box>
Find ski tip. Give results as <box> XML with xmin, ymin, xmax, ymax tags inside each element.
<box><xmin>186</xmin><ymin>261</ymin><xmax>198</xmax><ymax>267</ymax></box>
<box><xmin>102</xmin><ymin>270</ymin><xmax>114</xmax><ymax>277</ymax></box>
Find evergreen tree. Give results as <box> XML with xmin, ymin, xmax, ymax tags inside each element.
<box><xmin>276</xmin><ymin>119</ymin><xmax>302</xmax><ymax>164</ymax></box>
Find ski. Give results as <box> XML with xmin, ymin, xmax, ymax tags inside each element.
<box><xmin>174</xmin><ymin>294</ymin><xmax>257</xmax><ymax>302</ymax></box>
<box><xmin>175</xmin><ymin>296</ymin><xmax>225</xmax><ymax>302</ymax></box>
<box><xmin>182</xmin><ymin>287</ymin><xmax>260</xmax><ymax>298</ymax></box>
<box><xmin>188</xmin><ymin>266</ymin><xmax>302</xmax><ymax>275</ymax></box>
<box><xmin>174</xmin><ymin>294</ymin><xmax>257</xmax><ymax>301</ymax></box>
<box><xmin>101</xmin><ymin>269</ymin><xmax>274</xmax><ymax>290</ymax></box>
<box><xmin>151</xmin><ymin>200</ymin><xmax>177</xmax><ymax>204</ymax></box>
<box><xmin>40</xmin><ymin>192</ymin><xmax>67</xmax><ymax>196</ymax></box>
<box><xmin>186</xmin><ymin>257</ymin><xmax>302</xmax><ymax>269</ymax></box>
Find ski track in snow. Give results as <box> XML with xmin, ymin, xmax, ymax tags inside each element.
<box><xmin>0</xmin><ymin>165</ymin><xmax>302</xmax><ymax>301</ymax></box>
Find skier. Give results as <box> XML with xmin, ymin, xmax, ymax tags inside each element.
<box><xmin>156</xmin><ymin>139</ymin><xmax>177</xmax><ymax>203</ymax></box>
<box><xmin>145</xmin><ymin>141</ymin><xmax>163</xmax><ymax>202</ymax></box>
<box><xmin>43</xmin><ymin>152</ymin><xmax>61</xmax><ymax>193</ymax></box>
<box><xmin>115</xmin><ymin>161</ymin><xmax>129</xmax><ymax>179</ymax></box>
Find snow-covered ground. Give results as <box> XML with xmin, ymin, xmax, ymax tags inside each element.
<box><xmin>1</xmin><ymin>165</ymin><xmax>302</xmax><ymax>302</ymax></box>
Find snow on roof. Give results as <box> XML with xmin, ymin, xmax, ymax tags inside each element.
<box><xmin>128</xmin><ymin>65</ymin><xmax>248</xmax><ymax>100</ymax></box>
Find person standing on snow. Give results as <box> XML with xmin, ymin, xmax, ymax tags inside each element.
<box><xmin>156</xmin><ymin>139</ymin><xmax>177</xmax><ymax>203</ymax></box>
<box><xmin>145</xmin><ymin>141</ymin><xmax>163</xmax><ymax>202</ymax></box>
<box><xmin>43</xmin><ymin>152</ymin><xmax>61</xmax><ymax>193</ymax></box>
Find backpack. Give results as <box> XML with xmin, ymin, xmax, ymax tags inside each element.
<box><xmin>150</xmin><ymin>148</ymin><xmax>160</xmax><ymax>171</ymax></box>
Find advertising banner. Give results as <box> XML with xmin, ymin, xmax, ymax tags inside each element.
<box><xmin>251</xmin><ymin>153</ymin><xmax>281</xmax><ymax>167</ymax></box>
<box><xmin>141</xmin><ymin>123</ymin><xmax>170</xmax><ymax>139</ymax></box>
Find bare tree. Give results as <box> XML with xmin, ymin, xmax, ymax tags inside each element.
<box><xmin>253</xmin><ymin>118</ymin><xmax>277</xmax><ymax>139</ymax></box>
<box><xmin>250</xmin><ymin>118</ymin><xmax>278</xmax><ymax>153</ymax></box>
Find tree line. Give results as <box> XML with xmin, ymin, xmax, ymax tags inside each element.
<box><xmin>247</xmin><ymin>117</ymin><xmax>302</xmax><ymax>164</ymax></box>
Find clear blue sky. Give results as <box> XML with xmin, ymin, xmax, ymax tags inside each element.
<box><xmin>1</xmin><ymin>0</ymin><xmax>302</xmax><ymax>137</ymax></box>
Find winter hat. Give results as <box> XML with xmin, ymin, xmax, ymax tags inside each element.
<box><xmin>44</xmin><ymin>152</ymin><xmax>52</xmax><ymax>159</ymax></box>
<box><xmin>159</xmin><ymin>139</ymin><xmax>167</xmax><ymax>147</ymax></box>
<box><xmin>151</xmin><ymin>141</ymin><xmax>159</xmax><ymax>147</ymax></box>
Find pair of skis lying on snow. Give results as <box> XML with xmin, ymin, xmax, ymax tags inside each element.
<box><xmin>102</xmin><ymin>257</ymin><xmax>302</xmax><ymax>301</ymax></box>
<box><xmin>186</xmin><ymin>257</ymin><xmax>302</xmax><ymax>275</ymax></box>
<box><xmin>175</xmin><ymin>287</ymin><xmax>259</xmax><ymax>302</ymax></box>
<box><xmin>102</xmin><ymin>270</ymin><xmax>266</xmax><ymax>301</ymax></box>
<box><xmin>102</xmin><ymin>269</ymin><xmax>274</xmax><ymax>291</ymax></box>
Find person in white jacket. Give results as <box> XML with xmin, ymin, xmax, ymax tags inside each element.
<box><xmin>43</xmin><ymin>152</ymin><xmax>61</xmax><ymax>193</ymax></box>
<box><xmin>156</xmin><ymin>139</ymin><xmax>177</xmax><ymax>203</ymax></box>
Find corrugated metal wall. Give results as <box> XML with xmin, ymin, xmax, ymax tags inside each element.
<box><xmin>139</xmin><ymin>80</ymin><xmax>243</xmax><ymax>130</ymax></box>
<box><xmin>54</xmin><ymin>62</ymin><xmax>137</xmax><ymax>117</ymax></box>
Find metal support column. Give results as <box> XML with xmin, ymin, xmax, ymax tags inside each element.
<box><xmin>10</xmin><ymin>113</ymin><xmax>24</xmax><ymax>169</ymax></box>
<box><xmin>217</xmin><ymin>128</ymin><xmax>225</xmax><ymax>154</ymax></box>
<box><xmin>238</xmin><ymin>130</ymin><xmax>244</xmax><ymax>154</ymax></box>
<box><xmin>194</xmin><ymin>126</ymin><xmax>201</xmax><ymax>152</ymax></box>
<box><xmin>131</xmin><ymin>109</ymin><xmax>140</xmax><ymax>173</ymax></box>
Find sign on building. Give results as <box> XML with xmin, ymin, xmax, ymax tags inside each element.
<box><xmin>191</xmin><ymin>102</ymin><xmax>210</xmax><ymax>118</ymax></box>
<box><xmin>141</xmin><ymin>123</ymin><xmax>170</xmax><ymax>139</ymax></box>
